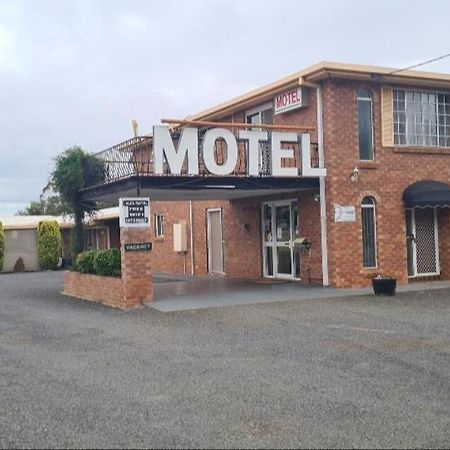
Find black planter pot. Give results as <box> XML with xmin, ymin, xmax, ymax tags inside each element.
<box><xmin>372</xmin><ymin>278</ymin><xmax>397</xmax><ymax>296</ymax></box>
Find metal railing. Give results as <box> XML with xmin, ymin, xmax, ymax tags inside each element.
<box><xmin>85</xmin><ymin>135</ymin><xmax>320</xmax><ymax>189</ymax></box>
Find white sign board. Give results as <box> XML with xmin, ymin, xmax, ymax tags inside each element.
<box><xmin>274</xmin><ymin>87</ymin><xmax>307</xmax><ymax>115</ymax></box>
<box><xmin>334</xmin><ymin>205</ymin><xmax>356</xmax><ymax>223</ymax></box>
<box><xmin>119</xmin><ymin>198</ymin><xmax>150</xmax><ymax>228</ymax></box>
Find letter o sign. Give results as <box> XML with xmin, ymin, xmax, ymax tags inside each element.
<box><xmin>202</xmin><ymin>128</ymin><xmax>238</xmax><ymax>176</ymax></box>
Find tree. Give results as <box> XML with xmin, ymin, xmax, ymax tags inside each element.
<box><xmin>50</xmin><ymin>146</ymin><xmax>104</xmax><ymax>257</ymax></box>
<box><xmin>17</xmin><ymin>196</ymin><xmax>67</xmax><ymax>216</ymax></box>
<box><xmin>37</xmin><ymin>220</ymin><xmax>61</xmax><ymax>270</ymax></box>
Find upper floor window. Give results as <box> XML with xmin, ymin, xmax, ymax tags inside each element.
<box><xmin>358</xmin><ymin>89</ymin><xmax>374</xmax><ymax>160</ymax></box>
<box><xmin>155</xmin><ymin>214</ymin><xmax>165</xmax><ymax>238</ymax></box>
<box><xmin>361</xmin><ymin>197</ymin><xmax>377</xmax><ymax>268</ymax></box>
<box><xmin>393</xmin><ymin>89</ymin><xmax>450</xmax><ymax>147</ymax></box>
<box><xmin>245</xmin><ymin>103</ymin><xmax>274</xmax><ymax>175</ymax></box>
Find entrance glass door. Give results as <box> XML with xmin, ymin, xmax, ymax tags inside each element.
<box><xmin>262</xmin><ymin>200</ymin><xmax>299</xmax><ymax>279</ymax></box>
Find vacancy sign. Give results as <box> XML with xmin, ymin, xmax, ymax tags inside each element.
<box><xmin>119</xmin><ymin>198</ymin><xmax>150</xmax><ymax>228</ymax></box>
<box><xmin>274</xmin><ymin>87</ymin><xmax>306</xmax><ymax>115</ymax></box>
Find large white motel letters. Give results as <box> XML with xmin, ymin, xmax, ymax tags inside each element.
<box><xmin>153</xmin><ymin>125</ymin><xmax>326</xmax><ymax>177</ymax></box>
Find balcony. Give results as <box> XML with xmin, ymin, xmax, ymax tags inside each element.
<box><xmin>79</xmin><ymin>133</ymin><xmax>320</xmax><ymax>204</ymax></box>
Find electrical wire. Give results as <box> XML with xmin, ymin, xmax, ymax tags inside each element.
<box><xmin>388</xmin><ymin>53</ymin><xmax>450</xmax><ymax>75</ymax></box>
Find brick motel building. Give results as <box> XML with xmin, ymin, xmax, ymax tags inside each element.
<box><xmin>74</xmin><ymin>61</ymin><xmax>450</xmax><ymax>303</ymax></box>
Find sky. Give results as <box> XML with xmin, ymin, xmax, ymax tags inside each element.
<box><xmin>1</xmin><ymin>0</ymin><xmax>450</xmax><ymax>216</ymax></box>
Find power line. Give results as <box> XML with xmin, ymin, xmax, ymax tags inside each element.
<box><xmin>388</xmin><ymin>53</ymin><xmax>450</xmax><ymax>75</ymax></box>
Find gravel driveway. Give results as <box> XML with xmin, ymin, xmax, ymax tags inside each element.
<box><xmin>1</xmin><ymin>271</ymin><xmax>450</xmax><ymax>448</ymax></box>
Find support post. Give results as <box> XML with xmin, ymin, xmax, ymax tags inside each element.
<box><xmin>120</xmin><ymin>227</ymin><xmax>153</xmax><ymax>307</ymax></box>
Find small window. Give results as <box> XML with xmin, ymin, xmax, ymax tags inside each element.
<box><xmin>358</xmin><ymin>89</ymin><xmax>374</xmax><ymax>160</ymax></box>
<box><xmin>245</xmin><ymin>103</ymin><xmax>274</xmax><ymax>175</ymax></box>
<box><xmin>155</xmin><ymin>214</ymin><xmax>165</xmax><ymax>238</ymax></box>
<box><xmin>361</xmin><ymin>197</ymin><xmax>377</xmax><ymax>268</ymax></box>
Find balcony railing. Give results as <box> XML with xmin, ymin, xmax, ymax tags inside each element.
<box><xmin>85</xmin><ymin>134</ymin><xmax>320</xmax><ymax>189</ymax></box>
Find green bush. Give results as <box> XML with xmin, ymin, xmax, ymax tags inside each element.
<box><xmin>37</xmin><ymin>221</ymin><xmax>61</xmax><ymax>270</ymax></box>
<box><xmin>73</xmin><ymin>248</ymin><xmax>121</xmax><ymax>277</ymax></box>
<box><xmin>0</xmin><ymin>222</ymin><xmax>5</xmax><ymax>271</ymax></box>
<box><xmin>93</xmin><ymin>249</ymin><xmax>121</xmax><ymax>277</ymax></box>
<box><xmin>74</xmin><ymin>250</ymin><xmax>97</xmax><ymax>274</ymax></box>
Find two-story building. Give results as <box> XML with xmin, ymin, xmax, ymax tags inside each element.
<box><xmin>80</xmin><ymin>62</ymin><xmax>450</xmax><ymax>288</ymax></box>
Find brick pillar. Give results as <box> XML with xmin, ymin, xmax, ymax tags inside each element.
<box><xmin>120</xmin><ymin>227</ymin><xmax>153</xmax><ymax>307</ymax></box>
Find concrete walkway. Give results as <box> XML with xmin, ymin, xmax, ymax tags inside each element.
<box><xmin>151</xmin><ymin>273</ymin><xmax>450</xmax><ymax>312</ymax></box>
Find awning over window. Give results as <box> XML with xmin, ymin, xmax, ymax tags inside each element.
<box><xmin>403</xmin><ymin>180</ymin><xmax>450</xmax><ymax>208</ymax></box>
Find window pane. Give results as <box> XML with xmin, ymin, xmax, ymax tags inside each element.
<box><xmin>394</xmin><ymin>88</ymin><xmax>450</xmax><ymax>147</ymax></box>
<box><xmin>358</xmin><ymin>98</ymin><xmax>373</xmax><ymax>160</ymax></box>
<box><xmin>362</xmin><ymin>199</ymin><xmax>376</xmax><ymax>268</ymax></box>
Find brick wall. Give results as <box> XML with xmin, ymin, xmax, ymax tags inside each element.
<box><xmin>63</xmin><ymin>272</ymin><xmax>125</xmax><ymax>308</ymax></box>
<box><xmin>322</xmin><ymin>78</ymin><xmax>450</xmax><ymax>287</ymax></box>
<box><xmin>121</xmin><ymin>78</ymin><xmax>450</xmax><ymax>289</ymax></box>
<box><xmin>64</xmin><ymin>226</ymin><xmax>153</xmax><ymax>309</ymax></box>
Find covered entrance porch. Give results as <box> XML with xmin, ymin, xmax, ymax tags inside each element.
<box><xmin>403</xmin><ymin>180</ymin><xmax>450</xmax><ymax>280</ymax></box>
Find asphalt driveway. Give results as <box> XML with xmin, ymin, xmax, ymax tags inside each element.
<box><xmin>1</xmin><ymin>271</ymin><xmax>450</xmax><ymax>448</ymax></box>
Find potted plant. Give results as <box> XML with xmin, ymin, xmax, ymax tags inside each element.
<box><xmin>372</xmin><ymin>274</ymin><xmax>397</xmax><ymax>296</ymax></box>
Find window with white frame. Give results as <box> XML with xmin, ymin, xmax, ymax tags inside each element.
<box><xmin>393</xmin><ymin>89</ymin><xmax>450</xmax><ymax>147</ymax></box>
<box><xmin>358</xmin><ymin>89</ymin><xmax>374</xmax><ymax>160</ymax></box>
<box><xmin>155</xmin><ymin>214</ymin><xmax>165</xmax><ymax>237</ymax></box>
<box><xmin>245</xmin><ymin>103</ymin><xmax>274</xmax><ymax>175</ymax></box>
<box><xmin>361</xmin><ymin>197</ymin><xmax>377</xmax><ymax>268</ymax></box>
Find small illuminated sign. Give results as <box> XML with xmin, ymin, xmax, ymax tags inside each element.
<box><xmin>119</xmin><ymin>198</ymin><xmax>150</xmax><ymax>228</ymax></box>
<box><xmin>274</xmin><ymin>87</ymin><xmax>307</xmax><ymax>115</ymax></box>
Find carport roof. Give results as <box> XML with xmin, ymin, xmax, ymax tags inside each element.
<box><xmin>78</xmin><ymin>175</ymin><xmax>319</xmax><ymax>204</ymax></box>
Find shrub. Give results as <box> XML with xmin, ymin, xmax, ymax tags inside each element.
<box><xmin>93</xmin><ymin>249</ymin><xmax>121</xmax><ymax>277</ymax></box>
<box><xmin>37</xmin><ymin>221</ymin><xmax>61</xmax><ymax>270</ymax></box>
<box><xmin>74</xmin><ymin>250</ymin><xmax>97</xmax><ymax>274</ymax></box>
<box><xmin>13</xmin><ymin>257</ymin><xmax>25</xmax><ymax>272</ymax></box>
<box><xmin>73</xmin><ymin>248</ymin><xmax>121</xmax><ymax>277</ymax></box>
<box><xmin>0</xmin><ymin>222</ymin><xmax>4</xmax><ymax>271</ymax></box>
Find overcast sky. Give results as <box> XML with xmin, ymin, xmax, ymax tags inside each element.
<box><xmin>1</xmin><ymin>0</ymin><xmax>450</xmax><ymax>215</ymax></box>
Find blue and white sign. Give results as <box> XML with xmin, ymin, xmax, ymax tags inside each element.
<box><xmin>334</xmin><ymin>205</ymin><xmax>356</xmax><ymax>223</ymax></box>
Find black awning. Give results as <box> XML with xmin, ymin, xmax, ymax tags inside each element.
<box><xmin>403</xmin><ymin>180</ymin><xmax>450</xmax><ymax>208</ymax></box>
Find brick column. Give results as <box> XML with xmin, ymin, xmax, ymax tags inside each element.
<box><xmin>120</xmin><ymin>227</ymin><xmax>153</xmax><ymax>307</ymax></box>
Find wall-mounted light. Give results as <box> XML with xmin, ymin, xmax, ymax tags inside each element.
<box><xmin>350</xmin><ymin>166</ymin><xmax>359</xmax><ymax>183</ymax></box>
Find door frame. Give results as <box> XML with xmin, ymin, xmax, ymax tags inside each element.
<box><xmin>206</xmin><ymin>208</ymin><xmax>225</xmax><ymax>275</ymax></box>
<box><xmin>261</xmin><ymin>199</ymin><xmax>300</xmax><ymax>280</ymax></box>
<box><xmin>407</xmin><ymin>207</ymin><xmax>440</xmax><ymax>278</ymax></box>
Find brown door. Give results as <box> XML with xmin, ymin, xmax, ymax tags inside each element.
<box><xmin>207</xmin><ymin>209</ymin><xmax>224</xmax><ymax>274</ymax></box>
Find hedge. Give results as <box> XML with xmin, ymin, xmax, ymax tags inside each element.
<box><xmin>74</xmin><ymin>248</ymin><xmax>121</xmax><ymax>277</ymax></box>
<box><xmin>0</xmin><ymin>222</ymin><xmax>4</xmax><ymax>271</ymax></box>
<box><xmin>37</xmin><ymin>221</ymin><xmax>62</xmax><ymax>270</ymax></box>
<box><xmin>94</xmin><ymin>249</ymin><xmax>121</xmax><ymax>277</ymax></box>
<box><xmin>74</xmin><ymin>249</ymin><xmax>96</xmax><ymax>274</ymax></box>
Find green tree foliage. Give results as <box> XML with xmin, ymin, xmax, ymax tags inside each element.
<box><xmin>37</xmin><ymin>221</ymin><xmax>62</xmax><ymax>270</ymax></box>
<box><xmin>73</xmin><ymin>250</ymin><xmax>97</xmax><ymax>274</ymax></box>
<box><xmin>50</xmin><ymin>147</ymin><xmax>104</xmax><ymax>258</ymax></box>
<box><xmin>73</xmin><ymin>249</ymin><xmax>121</xmax><ymax>277</ymax></box>
<box><xmin>0</xmin><ymin>222</ymin><xmax>5</xmax><ymax>271</ymax></box>
<box><xmin>94</xmin><ymin>249</ymin><xmax>121</xmax><ymax>277</ymax></box>
<box><xmin>17</xmin><ymin>196</ymin><xmax>67</xmax><ymax>216</ymax></box>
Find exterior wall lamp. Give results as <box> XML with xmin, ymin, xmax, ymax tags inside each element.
<box><xmin>350</xmin><ymin>166</ymin><xmax>359</xmax><ymax>183</ymax></box>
